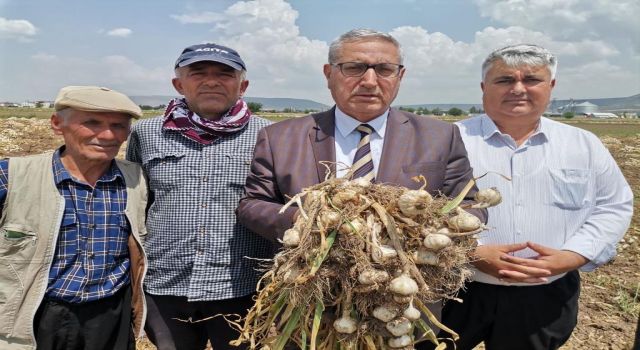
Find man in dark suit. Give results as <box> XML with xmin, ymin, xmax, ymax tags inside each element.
<box><xmin>237</xmin><ymin>28</ymin><xmax>485</xmax><ymax>243</ymax></box>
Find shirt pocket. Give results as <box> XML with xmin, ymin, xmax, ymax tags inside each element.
<box><xmin>142</xmin><ymin>151</ymin><xmax>186</xmax><ymax>189</ymax></box>
<box><xmin>548</xmin><ymin>168</ymin><xmax>592</xmax><ymax>209</ymax></box>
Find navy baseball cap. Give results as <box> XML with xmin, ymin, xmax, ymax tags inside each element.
<box><xmin>174</xmin><ymin>43</ymin><xmax>246</xmax><ymax>71</ymax></box>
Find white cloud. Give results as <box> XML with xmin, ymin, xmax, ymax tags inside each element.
<box><xmin>473</xmin><ymin>0</ymin><xmax>640</xmax><ymax>51</ymax></box>
<box><xmin>165</xmin><ymin>0</ymin><xmax>638</xmax><ymax>104</ymax></box>
<box><xmin>0</xmin><ymin>17</ymin><xmax>37</xmax><ymax>41</ymax></box>
<box><xmin>171</xmin><ymin>11</ymin><xmax>223</xmax><ymax>24</ymax></box>
<box><xmin>106</xmin><ymin>28</ymin><xmax>132</xmax><ymax>38</ymax></box>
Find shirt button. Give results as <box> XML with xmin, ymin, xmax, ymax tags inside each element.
<box><xmin>89</xmin><ymin>253</ymin><xmax>95</xmax><ymax>259</ymax></box>
<box><xmin>201</xmin><ymin>203</ymin><xmax>208</xmax><ymax>208</ymax></box>
<box><xmin>89</xmin><ymin>224</ymin><xmax>96</xmax><ymax>229</ymax></box>
<box><xmin>202</xmin><ymin>177</ymin><xmax>208</xmax><ymax>182</ymax></box>
<box><xmin>197</xmin><ymin>250</ymin><xmax>204</xmax><ymax>255</ymax></box>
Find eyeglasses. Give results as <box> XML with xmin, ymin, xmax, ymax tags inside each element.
<box><xmin>332</xmin><ymin>62</ymin><xmax>404</xmax><ymax>78</ymax></box>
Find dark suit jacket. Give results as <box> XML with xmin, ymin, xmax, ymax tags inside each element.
<box><xmin>237</xmin><ymin>107</ymin><xmax>486</xmax><ymax>241</ymax></box>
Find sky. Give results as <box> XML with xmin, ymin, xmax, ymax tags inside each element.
<box><xmin>0</xmin><ymin>0</ymin><xmax>638</xmax><ymax>105</ymax></box>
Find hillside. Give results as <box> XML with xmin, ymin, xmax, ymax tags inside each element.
<box><xmin>130</xmin><ymin>95</ymin><xmax>329</xmax><ymax>112</ymax></box>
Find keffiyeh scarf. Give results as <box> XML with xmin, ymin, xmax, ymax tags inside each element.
<box><xmin>162</xmin><ymin>97</ymin><xmax>251</xmax><ymax>144</ymax></box>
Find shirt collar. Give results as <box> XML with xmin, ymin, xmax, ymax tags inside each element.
<box><xmin>334</xmin><ymin>106</ymin><xmax>388</xmax><ymax>138</ymax></box>
<box><xmin>52</xmin><ymin>147</ymin><xmax>124</xmax><ymax>185</ymax></box>
<box><xmin>480</xmin><ymin>114</ymin><xmax>548</xmax><ymax>144</ymax></box>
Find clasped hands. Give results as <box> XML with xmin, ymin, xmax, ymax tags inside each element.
<box><xmin>471</xmin><ymin>242</ymin><xmax>588</xmax><ymax>284</ymax></box>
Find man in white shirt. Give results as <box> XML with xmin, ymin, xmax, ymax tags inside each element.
<box><xmin>440</xmin><ymin>44</ymin><xmax>634</xmax><ymax>350</ymax></box>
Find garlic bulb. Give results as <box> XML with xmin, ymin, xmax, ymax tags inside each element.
<box><xmin>388</xmin><ymin>335</ymin><xmax>412</xmax><ymax>348</ymax></box>
<box><xmin>282</xmin><ymin>228</ymin><xmax>301</xmax><ymax>247</ymax></box>
<box><xmin>397</xmin><ymin>189</ymin><xmax>433</xmax><ymax>217</ymax></box>
<box><xmin>389</xmin><ymin>274</ymin><xmax>419</xmax><ymax>296</ymax></box>
<box><xmin>393</xmin><ymin>295</ymin><xmax>413</xmax><ymax>304</ymax></box>
<box><xmin>319</xmin><ymin>209</ymin><xmax>341</xmax><ymax>229</ymax></box>
<box><xmin>345</xmin><ymin>177</ymin><xmax>371</xmax><ymax>193</ymax></box>
<box><xmin>472</xmin><ymin>187</ymin><xmax>502</xmax><ymax>208</ymax></box>
<box><xmin>372</xmin><ymin>305</ymin><xmax>398</xmax><ymax>322</ymax></box>
<box><xmin>358</xmin><ymin>269</ymin><xmax>390</xmax><ymax>285</ymax></box>
<box><xmin>403</xmin><ymin>299</ymin><xmax>421</xmax><ymax>321</ymax></box>
<box><xmin>372</xmin><ymin>244</ymin><xmax>398</xmax><ymax>263</ymax></box>
<box><xmin>339</xmin><ymin>217</ymin><xmax>365</xmax><ymax>235</ymax></box>
<box><xmin>333</xmin><ymin>316</ymin><xmax>357</xmax><ymax>334</ymax></box>
<box><xmin>332</xmin><ymin>189</ymin><xmax>359</xmax><ymax>208</ymax></box>
<box><xmin>423</xmin><ymin>233</ymin><xmax>452</xmax><ymax>251</ymax></box>
<box><xmin>411</xmin><ymin>249</ymin><xmax>439</xmax><ymax>265</ymax></box>
<box><xmin>447</xmin><ymin>208</ymin><xmax>482</xmax><ymax>232</ymax></box>
<box><xmin>386</xmin><ymin>317</ymin><xmax>413</xmax><ymax>337</ymax></box>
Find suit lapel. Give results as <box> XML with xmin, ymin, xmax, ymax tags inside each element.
<box><xmin>377</xmin><ymin>108</ymin><xmax>411</xmax><ymax>184</ymax></box>
<box><xmin>310</xmin><ymin>107</ymin><xmax>337</xmax><ymax>182</ymax></box>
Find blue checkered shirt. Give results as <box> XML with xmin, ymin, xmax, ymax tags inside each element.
<box><xmin>126</xmin><ymin>115</ymin><xmax>274</xmax><ymax>301</ymax></box>
<box><xmin>0</xmin><ymin>149</ymin><xmax>130</xmax><ymax>303</ymax></box>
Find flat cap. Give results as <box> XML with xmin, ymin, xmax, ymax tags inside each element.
<box><xmin>54</xmin><ymin>86</ymin><xmax>142</xmax><ymax>119</ymax></box>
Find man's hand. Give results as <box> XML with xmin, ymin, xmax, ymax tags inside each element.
<box><xmin>471</xmin><ymin>242</ymin><xmax>552</xmax><ymax>284</ymax></box>
<box><xmin>497</xmin><ymin>241</ymin><xmax>588</xmax><ymax>282</ymax></box>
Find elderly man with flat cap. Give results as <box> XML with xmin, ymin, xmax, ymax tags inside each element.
<box><xmin>0</xmin><ymin>86</ymin><xmax>148</xmax><ymax>350</ymax></box>
<box><xmin>126</xmin><ymin>43</ymin><xmax>273</xmax><ymax>350</ymax></box>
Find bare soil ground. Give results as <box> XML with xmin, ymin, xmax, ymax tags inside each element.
<box><xmin>1</xmin><ymin>117</ymin><xmax>638</xmax><ymax>350</ymax></box>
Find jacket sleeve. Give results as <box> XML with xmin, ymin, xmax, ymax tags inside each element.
<box><xmin>236</xmin><ymin>127</ymin><xmax>297</xmax><ymax>242</ymax></box>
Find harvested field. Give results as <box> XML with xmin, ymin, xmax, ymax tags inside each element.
<box><xmin>1</xmin><ymin>116</ymin><xmax>638</xmax><ymax>350</ymax></box>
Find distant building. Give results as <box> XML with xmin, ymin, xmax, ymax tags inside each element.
<box><xmin>586</xmin><ymin>112</ymin><xmax>619</xmax><ymax>119</ymax></box>
<box><xmin>558</xmin><ymin>100</ymin><xmax>599</xmax><ymax>115</ymax></box>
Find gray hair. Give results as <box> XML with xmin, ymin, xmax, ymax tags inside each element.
<box><xmin>328</xmin><ymin>28</ymin><xmax>404</xmax><ymax>65</ymax></box>
<box><xmin>481</xmin><ymin>44</ymin><xmax>557</xmax><ymax>81</ymax></box>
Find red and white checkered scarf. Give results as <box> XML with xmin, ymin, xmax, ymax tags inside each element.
<box><xmin>162</xmin><ymin>97</ymin><xmax>251</xmax><ymax>144</ymax></box>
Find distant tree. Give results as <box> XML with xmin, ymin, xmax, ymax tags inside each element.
<box><xmin>283</xmin><ymin>107</ymin><xmax>296</xmax><ymax>113</ymax></box>
<box><xmin>469</xmin><ymin>106</ymin><xmax>478</xmax><ymax>114</ymax></box>
<box><xmin>247</xmin><ymin>102</ymin><xmax>263</xmax><ymax>113</ymax></box>
<box><xmin>419</xmin><ymin>107</ymin><xmax>430</xmax><ymax>115</ymax></box>
<box><xmin>140</xmin><ymin>105</ymin><xmax>155</xmax><ymax>110</ymax></box>
<box><xmin>35</xmin><ymin>102</ymin><xmax>44</xmax><ymax>108</ymax></box>
<box><xmin>562</xmin><ymin>111</ymin><xmax>575</xmax><ymax>119</ymax></box>
<box><xmin>447</xmin><ymin>107</ymin><xmax>464</xmax><ymax>116</ymax></box>
<box><xmin>431</xmin><ymin>107</ymin><xmax>443</xmax><ymax>116</ymax></box>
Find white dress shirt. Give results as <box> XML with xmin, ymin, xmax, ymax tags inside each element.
<box><xmin>456</xmin><ymin>115</ymin><xmax>633</xmax><ymax>285</ymax></box>
<box><xmin>334</xmin><ymin>107</ymin><xmax>388</xmax><ymax>179</ymax></box>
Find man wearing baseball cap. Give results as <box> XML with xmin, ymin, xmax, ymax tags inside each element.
<box><xmin>0</xmin><ymin>86</ymin><xmax>148</xmax><ymax>350</ymax></box>
<box><xmin>126</xmin><ymin>43</ymin><xmax>273</xmax><ymax>350</ymax></box>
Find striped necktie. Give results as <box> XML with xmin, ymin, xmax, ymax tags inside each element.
<box><xmin>351</xmin><ymin>124</ymin><xmax>375</xmax><ymax>181</ymax></box>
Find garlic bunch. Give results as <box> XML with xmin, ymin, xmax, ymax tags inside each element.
<box><xmin>389</xmin><ymin>274</ymin><xmax>419</xmax><ymax>296</ymax></box>
<box><xmin>447</xmin><ymin>207</ymin><xmax>482</xmax><ymax>232</ymax></box>
<box><xmin>472</xmin><ymin>187</ymin><xmax>502</xmax><ymax>208</ymax></box>
<box><xmin>282</xmin><ymin>228</ymin><xmax>301</xmax><ymax>247</ymax></box>
<box><xmin>397</xmin><ymin>189</ymin><xmax>433</xmax><ymax>217</ymax></box>
<box><xmin>423</xmin><ymin>233</ymin><xmax>452</xmax><ymax>251</ymax></box>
